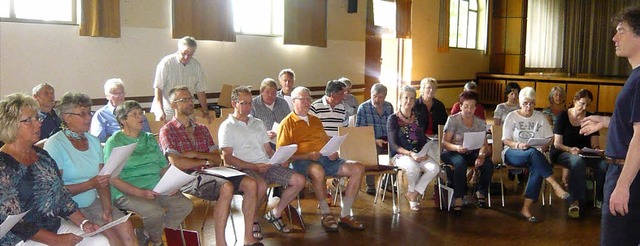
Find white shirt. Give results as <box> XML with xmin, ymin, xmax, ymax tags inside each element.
<box><xmin>152</xmin><ymin>53</ymin><xmax>207</xmax><ymax>120</ymax></box>
<box><xmin>218</xmin><ymin>114</ymin><xmax>270</xmax><ymax>164</ymax></box>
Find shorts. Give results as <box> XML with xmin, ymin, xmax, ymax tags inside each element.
<box><xmin>292</xmin><ymin>156</ymin><xmax>345</xmax><ymax>178</ymax></box>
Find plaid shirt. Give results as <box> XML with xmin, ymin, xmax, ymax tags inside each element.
<box><xmin>356</xmin><ymin>99</ymin><xmax>394</xmax><ymax>139</ymax></box>
<box><xmin>159</xmin><ymin>118</ymin><xmax>215</xmax><ymax>163</ymax></box>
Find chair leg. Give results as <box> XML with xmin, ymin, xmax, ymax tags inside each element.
<box><xmin>374</xmin><ymin>173</ymin><xmax>385</xmax><ymax>204</ymax></box>
<box><xmin>392</xmin><ymin>172</ymin><xmax>400</xmax><ymax>214</ymax></box>
<box><xmin>500</xmin><ymin>167</ymin><xmax>505</xmax><ymax>207</ymax></box>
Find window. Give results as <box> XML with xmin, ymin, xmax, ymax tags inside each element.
<box><xmin>0</xmin><ymin>0</ymin><xmax>76</xmax><ymax>24</ymax></box>
<box><xmin>373</xmin><ymin>0</ymin><xmax>396</xmax><ymax>38</ymax></box>
<box><xmin>449</xmin><ymin>0</ymin><xmax>488</xmax><ymax>50</ymax></box>
<box><xmin>233</xmin><ymin>0</ymin><xmax>283</xmax><ymax>36</ymax></box>
<box><xmin>525</xmin><ymin>0</ymin><xmax>565</xmax><ymax>69</ymax></box>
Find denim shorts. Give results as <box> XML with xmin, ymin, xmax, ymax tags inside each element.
<box><xmin>292</xmin><ymin>156</ymin><xmax>345</xmax><ymax>178</ymax></box>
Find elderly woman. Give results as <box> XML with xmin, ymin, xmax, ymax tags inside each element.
<box><xmin>441</xmin><ymin>91</ymin><xmax>493</xmax><ymax>215</ymax></box>
<box><xmin>387</xmin><ymin>85</ymin><xmax>440</xmax><ymax>211</ymax></box>
<box><xmin>542</xmin><ymin>86</ymin><xmax>566</xmax><ymax>125</ymax></box>
<box><xmin>493</xmin><ymin>82</ymin><xmax>521</xmax><ymax>126</ymax></box>
<box><xmin>90</xmin><ymin>78</ymin><xmax>151</xmax><ymax>142</ymax></box>
<box><xmin>415</xmin><ymin>77</ymin><xmax>448</xmax><ymax>136</ymax></box>
<box><xmin>105</xmin><ymin>100</ymin><xmax>193</xmax><ymax>246</ymax></box>
<box><xmin>0</xmin><ymin>93</ymin><xmax>109</xmax><ymax>245</ymax></box>
<box><xmin>43</xmin><ymin>92</ymin><xmax>137</xmax><ymax>245</ymax></box>
<box><xmin>502</xmin><ymin>87</ymin><xmax>570</xmax><ymax>222</ymax></box>
<box><xmin>551</xmin><ymin>89</ymin><xmax>607</xmax><ymax>218</ymax></box>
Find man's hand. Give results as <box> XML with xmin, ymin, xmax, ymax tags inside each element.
<box><xmin>138</xmin><ymin>189</ymin><xmax>158</xmax><ymax>200</ymax></box>
<box><xmin>102</xmin><ymin>209</ymin><xmax>113</xmax><ymax>223</ymax></box>
<box><xmin>255</xmin><ymin>163</ymin><xmax>272</xmax><ymax>174</ymax></box>
<box><xmin>580</xmin><ymin>115</ymin><xmax>609</xmax><ymax>135</ymax></box>
<box><xmin>308</xmin><ymin>152</ymin><xmax>322</xmax><ymax>161</ymax></box>
<box><xmin>53</xmin><ymin>233</ymin><xmax>82</xmax><ymax>246</ymax></box>
<box><xmin>375</xmin><ymin>139</ymin><xmax>388</xmax><ymax>148</ymax></box>
<box><xmin>267</xmin><ymin>131</ymin><xmax>277</xmax><ymax>140</ymax></box>
<box><xmin>609</xmin><ymin>185</ymin><xmax>630</xmax><ymax>216</ymax></box>
<box><xmin>82</xmin><ymin>221</ymin><xmax>101</xmax><ymax>233</ymax></box>
<box><xmin>92</xmin><ymin>175</ymin><xmax>111</xmax><ymax>189</ymax></box>
<box><xmin>328</xmin><ymin>152</ymin><xmax>339</xmax><ymax>161</ymax></box>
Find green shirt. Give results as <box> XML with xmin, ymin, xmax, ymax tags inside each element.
<box><xmin>104</xmin><ymin>131</ymin><xmax>168</xmax><ymax>201</ymax></box>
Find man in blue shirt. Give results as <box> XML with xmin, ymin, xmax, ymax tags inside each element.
<box><xmin>356</xmin><ymin>83</ymin><xmax>394</xmax><ymax>194</ymax></box>
<box><xmin>32</xmin><ymin>83</ymin><xmax>61</xmax><ymax>143</ymax></box>
<box><xmin>581</xmin><ymin>6</ymin><xmax>640</xmax><ymax>245</ymax></box>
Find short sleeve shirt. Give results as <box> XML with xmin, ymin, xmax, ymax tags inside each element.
<box><xmin>443</xmin><ymin>113</ymin><xmax>487</xmax><ymax>148</ymax></box>
<box><xmin>606</xmin><ymin>66</ymin><xmax>640</xmax><ymax>159</ymax></box>
<box><xmin>219</xmin><ymin>115</ymin><xmax>271</xmax><ymax>163</ymax></box>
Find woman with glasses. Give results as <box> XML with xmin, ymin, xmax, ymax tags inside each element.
<box><xmin>44</xmin><ymin>92</ymin><xmax>137</xmax><ymax>245</ymax></box>
<box><xmin>0</xmin><ymin>93</ymin><xmax>109</xmax><ymax>245</ymax></box>
<box><xmin>502</xmin><ymin>87</ymin><xmax>570</xmax><ymax>223</ymax></box>
<box><xmin>550</xmin><ymin>89</ymin><xmax>607</xmax><ymax>219</ymax></box>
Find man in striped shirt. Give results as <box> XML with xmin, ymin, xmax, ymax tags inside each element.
<box><xmin>310</xmin><ymin>80</ymin><xmax>348</xmax><ymax>136</ymax></box>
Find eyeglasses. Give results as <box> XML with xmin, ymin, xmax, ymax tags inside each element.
<box><xmin>234</xmin><ymin>100</ymin><xmax>252</xmax><ymax>106</ymax></box>
<box><xmin>293</xmin><ymin>97</ymin><xmax>312</xmax><ymax>103</ymax></box>
<box><xmin>65</xmin><ymin>111</ymin><xmax>94</xmax><ymax>118</ymax></box>
<box><xmin>127</xmin><ymin>112</ymin><xmax>145</xmax><ymax>118</ymax></box>
<box><xmin>522</xmin><ymin>101</ymin><xmax>535</xmax><ymax>107</ymax></box>
<box><xmin>174</xmin><ymin>97</ymin><xmax>195</xmax><ymax>104</ymax></box>
<box><xmin>109</xmin><ymin>92</ymin><xmax>126</xmax><ymax>97</ymax></box>
<box><xmin>20</xmin><ymin>116</ymin><xmax>43</xmax><ymax>124</ymax></box>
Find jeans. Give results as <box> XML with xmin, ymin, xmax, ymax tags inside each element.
<box><xmin>555</xmin><ymin>152</ymin><xmax>607</xmax><ymax>205</ymax></box>
<box><xmin>504</xmin><ymin>148</ymin><xmax>553</xmax><ymax>200</ymax></box>
<box><xmin>441</xmin><ymin>150</ymin><xmax>494</xmax><ymax>199</ymax></box>
<box><xmin>601</xmin><ymin>164</ymin><xmax>640</xmax><ymax>246</ymax></box>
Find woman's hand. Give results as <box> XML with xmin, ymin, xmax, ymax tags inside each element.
<box><xmin>91</xmin><ymin>175</ymin><xmax>111</xmax><ymax>189</ymax></box>
<box><xmin>568</xmin><ymin>147</ymin><xmax>580</xmax><ymax>155</ymax></box>
<box><xmin>102</xmin><ymin>209</ymin><xmax>113</xmax><ymax>223</ymax></box>
<box><xmin>54</xmin><ymin>233</ymin><xmax>83</xmax><ymax>246</ymax></box>
<box><xmin>456</xmin><ymin>145</ymin><xmax>468</xmax><ymax>154</ymax></box>
<box><xmin>138</xmin><ymin>189</ymin><xmax>158</xmax><ymax>200</ymax></box>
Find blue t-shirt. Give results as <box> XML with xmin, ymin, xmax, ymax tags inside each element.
<box><xmin>606</xmin><ymin>66</ymin><xmax>640</xmax><ymax>159</ymax></box>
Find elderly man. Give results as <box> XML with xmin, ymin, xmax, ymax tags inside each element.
<box><xmin>152</xmin><ymin>36</ymin><xmax>210</xmax><ymax>122</ymax></box>
<box><xmin>32</xmin><ymin>83</ymin><xmax>61</xmax><ymax>141</ymax></box>
<box><xmin>158</xmin><ymin>86</ymin><xmax>262</xmax><ymax>246</ymax></box>
<box><xmin>337</xmin><ymin>77</ymin><xmax>358</xmax><ymax>119</ymax></box>
<box><xmin>276</xmin><ymin>69</ymin><xmax>295</xmax><ymax>110</ymax></box>
<box><xmin>251</xmin><ymin>78</ymin><xmax>291</xmax><ymax>147</ymax></box>
<box><xmin>90</xmin><ymin>78</ymin><xmax>151</xmax><ymax>142</ymax></box>
<box><xmin>310</xmin><ymin>80</ymin><xmax>349</xmax><ymax>137</ymax></box>
<box><xmin>277</xmin><ymin>86</ymin><xmax>365</xmax><ymax>232</ymax></box>
<box><xmin>220</xmin><ymin>86</ymin><xmax>305</xmax><ymax>235</ymax></box>
<box><xmin>356</xmin><ymin>83</ymin><xmax>394</xmax><ymax>194</ymax></box>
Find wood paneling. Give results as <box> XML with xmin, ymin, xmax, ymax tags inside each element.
<box><xmin>598</xmin><ymin>85</ymin><xmax>623</xmax><ymax>113</ymax></box>
<box><xmin>505</xmin><ymin>19</ymin><xmax>522</xmax><ymax>54</ymax></box>
<box><xmin>566</xmin><ymin>84</ymin><xmax>599</xmax><ymax>112</ymax></box>
<box><xmin>504</xmin><ymin>55</ymin><xmax>522</xmax><ymax>74</ymax></box>
<box><xmin>507</xmin><ymin>0</ymin><xmax>524</xmax><ymax>17</ymax></box>
<box><xmin>491</xmin><ymin>18</ymin><xmax>506</xmax><ymax>54</ymax></box>
<box><xmin>493</xmin><ymin>0</ymin><xmax>507</xmax><ymax>17</ymax></box>
<box><xmin>511</xmin><ymin>80</ymin><xmax>535</xmax><ymax>92</ymax></box>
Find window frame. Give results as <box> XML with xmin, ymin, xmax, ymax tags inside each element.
<box><xmin>0</xmin><ymin>0</ymin><xmax>78</xmax><ymax>25</ymax></box>
<box><xmin>448</xmin><ymin>0</ymin><xmax>487</xmax><ymax>51</ymax></box>
<box><xmin>232</xmin><ymin>0</ymin><xmax>283</xmax><ymax>37</ymax></box>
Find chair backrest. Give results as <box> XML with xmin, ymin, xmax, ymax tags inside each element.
<box><xmin>145</xmin><ymin>112</ymin><xmax>156</xmax><ymax>123</ymax></box>
<box><xmin>195</xmin><ymin>116</ymin><xmax>225</xmax><ymax>144</ymax></box>
<box><xmin>217</xmin><ymin>84</ymin><xmax>237</xmax><ymax>108</ymax></box>
<box><xmin>338</xmin><ymin>126</ymin><xmax>378</xmax><ymax>166</ymax></box>
<box><xmin>219</xmin><ymin>108</ymin><xmax>234</xmax><ymax>119</ymax></box>
<box><xmin>437</xmin><ymin>124</ymin><xmax>444</xmax><ymax>163</ymax></box>
<box><xmin>491</xmin><ymin>124</ymin><xmax>503</xmax><ymax>164</ymax></box>
<box><xmin>148</xmin><ymin>120</ymin><xmax>166</xmax><ymax>136</ymax></box>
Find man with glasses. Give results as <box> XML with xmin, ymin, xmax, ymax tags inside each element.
<box><xmin>90</xmin><ymin>78</ymin><xmax>151</xmax><ymax>142</ymax></box>
<box><xmin>277</xmin><ymin>86</ymin><xmax>365</xmax><ymax>232</ymax></box>
<box><xmin>32</xmin><ymin>83</ymin><xmax>61</xmax><ymax>142</ymax></box>
<box><xmin>152</xmin><ymin>36</ymin><xmax>210</xmax><ymax>122</ymax></box>
<box><xmin>310</xmin><ymin>80</ymin><xmax>349</xmax><ymax>137</ymax></box>
<box><xmin>158</xmin><ymin>86</ymin><xmax>263</xmax><ymax>246</ymax></box>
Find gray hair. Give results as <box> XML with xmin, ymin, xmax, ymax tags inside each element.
<box><xmin>419</xmin><ymin>77</ymin><xmax>438</xmax><ymax>92</ymax></box>
<box><xmin>291</xmin><ymin>86</ymin><xmax>310</xmax><ymax>98</ymax></box>
<box><xmin>115</xmin><ymin>100</ymin><xmax>143</xmax><ymax>127</ymax></box>
<box><xmin>168</xmin><ymin>85</ymin><xmax>191</xmax><ymax>103</ymax></box>
<box><xmin>278</xmin><ymin>68</ymin><xmax>295</xmax><ymax>79</ymax></box>
<box><xmin>400</xmin><ymin>85</ymin><xmax>417</xmax><ymax>98</ymax></box>
<box><xmin>548</xmin><ymin>86</ymin><xmax>566</xmax><ymax>105</ymax></box>
<box><xmin>325</xmin><ymin>80</ymin><xmax>347</xmax><ymax>97</ymax></box>
<box><xmin>104</xmin><ymin>78</ymin><xmax>125</xmax><ymax>95</ymax></box>
<box><xmin>370</xmin><ymin>83</ymin><xmax>388</xmax><ymax>95</ymax></box>
<box><xmin>57</xmin><ymin>92</ymin><xmax>92</xmax><ymax>116</ymax></box>
<box><xmin>0</xmin><ymin>93</ymin><xmax>40</xmax><ymax>143</ymax></box>
<box><xmin>231</xmin><ymin>86</ymin><xmax>252</xmax><ymax>101</ymax></box>
<box><xmin>338</xmin><ymin>77</ymin><xmax>352</xmax><ymax>87</ymax></box>
<box><xmin>32</xmin><ymin>83</ymin><xmax>54</xmax><ymax>96</ymax></box>
<box><xmin>519</xmin><ymin>87</ymin><xmax>536</xmax><ymax>102</ymax></box>
<box><xmin>178</xmin><ymin>36</ymin><xmax>198</xmax><ymax>48</ymax></box>
<box><xmin>464</xmin><ymin>81</ymin><xmax>478</xmax><ymax>92</ymax></box>
<box><xmin>260</xmin><ymin>78</ymin><xmax>278</xmax><ymax>93</ymax></box>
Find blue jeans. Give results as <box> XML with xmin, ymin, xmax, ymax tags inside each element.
<box><xmin>504</xmin><ymin>148</ymin><xmax>553</xmax><ymax>200</ymax></box>
<box><xmin>555</xmin><ymin>152</ymin><xmax>607</xmax><ymax>206</ymax></box>
<box><xmin>441</xmin><ymin>150</ymin><xmax>494</xmax><ymax>198</ymax></box>
<box><xmin>601</xmin><ymin>164</ymin><xmax>640</xmax><ymax>246</ymax></box>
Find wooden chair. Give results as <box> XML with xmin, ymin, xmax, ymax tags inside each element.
<box><xmin>195</xmin><ymin>116</ymin><xmax>226</xmax><ymax>146</ymax></box>
<box><xmin>217</xmin><ymin>84</ymin><xmax>237</xmax><ymax>109</ymax></box>
<box><xmin>338</xmin><ymin>126</ymin><xmax>400</xmax><ymax>214</ymax></box>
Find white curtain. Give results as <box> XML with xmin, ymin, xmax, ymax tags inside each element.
<box><xmin>525</xmin><ymin>0</ymin><xmax>565</xmax><ymax>68</ymax></box>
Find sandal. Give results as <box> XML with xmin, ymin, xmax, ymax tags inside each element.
<box><xmin>404</xmin><ymin>193</ymin><xmax>420</xmax><ymax>211</ymax></box>
<box><xmin>264</xmin><ymin>210</ymin><xmax>292</xmax><ymax>233</ymax></box>
<box><xmin>252</xmin><ymin>222</ymin><xmax>263</xmax><ymax>240</ymax></box>
<box><xmin>476</xmin><ymin>192</ymin><xmax>488</xmax><ymax>209</ymax></box>
<box><xmin>338</xmin><ymin>216</ymin><xmax>365</xmax><ymax>230</ymax></box>
<box><xmin>568</xmin><ymin>205</ymin><xmax>580</xmax><ymax>219</ymax></box>
<box><xmin>320</xmin><ymin>214</ymin><xmax>339</xmax><ymax>232</ymax></box>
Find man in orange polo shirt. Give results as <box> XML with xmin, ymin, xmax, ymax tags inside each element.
<box><xmin>277</xmin><ymin>86</ymin><xmax>365</xmax><ymax>233</ymax></box>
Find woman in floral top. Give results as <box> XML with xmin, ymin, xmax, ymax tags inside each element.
<box><xmin>387</xmin><ymin>85</ymin><xmax>440</xmax><ymax>211</ymax></box>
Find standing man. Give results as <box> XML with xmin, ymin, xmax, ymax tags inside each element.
<box><xmin>580</xmin><ymin>6</ymin><xmax>640</xmax><ymax>246</ymax></box>
<box><xmin>310</xmin><ymin>80</ymin><xmax>349</xmax><ymax>137</ymax></box>
<box><xmin>32</xmin><ymin>83</ymin><xmax>61</xmax><ymax>141</ymax></box>
<box><xmin>251</xmin><ymin>78</ymin><xmax>291</xmax><ymax>148</ymax></box>
<box><xmin>277</xmin><ymin>69</ymin><xmax>295</xmax><ymax>111</ymax></box>
<box><xmin>152</xmin><ymin>36</ymin><xmax>210</xmax><ymax>122</ymax></box>
<box><xmin>159</xmin><ymin>86</ymin><xmax>262</xmax><ymax>246</ymax></box>
<box><xmin>277</xmin><ymin>86</ymin><xmax>365</xmax><ymax>232</ymax></box>
<box><xmin>356</xmin><ymin>83</ymin><xmax>394</xmax><ymax>194</ymax></box>
<box><xmin>219</xmin><ymin>86</ymin><xmax>305</xmax><ymax>235</ymax></box>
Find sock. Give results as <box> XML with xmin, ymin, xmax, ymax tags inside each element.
<box><xmin>319</xmin><ymin>200</ymin><xmax>331</xmax><ymax>214</ymax></box>
<box><xmin>341</xmin><ymin>197</ymin><xmax>355</xmax><ymax>218</ymax></box>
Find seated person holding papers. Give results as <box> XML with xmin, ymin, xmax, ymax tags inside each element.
<box><xmin>441</xmin><ymin>91</ymin><xmax>493</xmax><ymax>215</ymax></box>
<box><xmin>105</xmin><ymin>100</ymin><xmax>193</xmax><ymax>246</ymax></box>
<box><xmin>277</xmin><ymin>86</ymin><xmax>365</xmax><ymax>232</ymax></box>
<box><xmin>158</xmin><ymin>86</ymin><xmax>263</xmax><ymax>246</ymax></box>
<box><xmin>219</xmin><ymin>86</ymin><xmax>305</xmax><ymax>235</ymax></box>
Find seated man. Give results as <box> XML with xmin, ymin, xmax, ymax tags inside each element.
<box><xmin>219</xmin><ymin>86</ymin><xmax>305</xmax><ymax>234</ymax></box>
<box><xmin>277</xmin><ymin>86</ymin><xmax>365</xmax><ymax>232</ymax></box>
<box><xmin>310</xmin><ymin>80</ymin><xmax>349</xmax><ymax>136</ymax></box>
<box><xmin>32</xmin><ymin>83</ymin><xmax>61</xmax><ymax>143</ymax></box>
<box><xmin>90</xmin><ymin>78</ymin><xmax>151</xmax><ymax>142</ymax></box>
<box><xmin>158</xmin><ymin>86</ymin><xmax>262</xmax><ymax>246</ymax></box>
<box><xmin>251</xmin><ymin>78</ymin><xmax>291</xmax><ymax>149</ymax></box>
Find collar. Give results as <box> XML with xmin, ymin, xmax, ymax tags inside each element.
<box><xmin>227</xmin><ymin>114</ymin><xmax>255</xmax><ymax>125</ymax></box>
<box><xmin>171</xmin><ymin>117</ymin><xmax>196</xmax><ymax>129</ymax></box>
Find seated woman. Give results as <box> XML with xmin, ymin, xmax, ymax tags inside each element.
<box><xmin>105</xmin><ymin>101</ymin><xmax>193</xmax><ymax>246</ymax></box>
<box><xmin>441</xmin><ymin>91</ymin><xmax>494</xmax><ymax>215</ymax></box>
<box><xmin>502</xmin><ymin>87</ymin><xmax>570</xmax><ymax>223</ymax></box>
<box><xmin>450</xmin><ymin>81</ymin><xmax>486</xmax><ymax>120</ymax></box>
<box><xmin>542</xmin><ymin>86</ymin><xmax>566</xmax><ymax>126</ymax></box>
<box><xmin>387</xmin><ymin>85</ymin><xmax>440</xmax><ymax>211</ymax></box>
<box><xmin>0</xmin><ymin>93</ymin><xmax>109</xmax><ymax>245</ymax></box>
<box><xmin>493</xmin><ymin>82</ymin><xmax>521</xmax><ymax>126</ymax></box>
<box><xmin>43</xmin><ymin>92</ymin><xmax>136</xmax><ymax>245</ymax></box>
<box><xmin>550</xmin><ymin>89</ymin><xmax>607</xmax><ymax>219</ymax></box>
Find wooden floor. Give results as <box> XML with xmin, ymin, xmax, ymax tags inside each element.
<box><xmin>179</xmin><ymin>170</ymin><xmax>601</xmax><ymax>246</ymax></box>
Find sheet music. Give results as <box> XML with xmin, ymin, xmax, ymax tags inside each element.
<box><xmin>269</xmin><ymin>144</ymin><xmax>297</xmax><ymax>164</ymax></box>
<box><xmin>201</xmin><ymin>166</ymin><xmax>247</xmax><ymax>178</ymax></box>
<box><xmin>462</xmin><ymin>132</ymin><xmax>486</xmax><ymax>150</ymax></box>
<box><xmin>271</xmin><ymin>122</ymin><xmax>280</xmax><ymax>132</ymax></box>
<box><xmin>81</xmin><ymin>213</ymin><xmax>132</xmax><ymax>237</ymax></box>
<box><xmin>0</xmin><ymin>210</ymin><xmax>29</xmax><ymax>238</ymax></box>
<box><xmin>153</xmin><ymin>165</ymin><xmax>197</xmax><ymax>195</ymax></box>
<box><xmin>319</xmin><ymin>134</ymin><xmax>348</xmax><ymax>156</ymax></box>
<box><xmin>100</xmin><ymin>142</ymin><xmax>137</xmax><ymax>177</ymax></box>
<box><xmin>526</xmin><ymin>137</ymin><xmax>551</xmax><ymax>147</ymax></box>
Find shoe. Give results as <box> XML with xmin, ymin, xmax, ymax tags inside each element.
<box><xmin>338</xmin><ymin>216</ymin><xmax>365</xmax><ymax>230</ymax></box>
<box><xmin>568</xmin><ymin>205</ymin><xmax>580</xmax><ymax>219</ymax></box>
<box><xmin>404</xmin><ymin>193</ymin><xmax>420</xmax><ymax>211</ymax></box>
<box><xmin>476</xmin><ymin>193</ymin><xmax>488</xmax><ymax>209</ymax></box>
<box><xmin>252</xmin><ymin>222</ymin><xmax>263</xmax><ymax>240</ymax></box>
<box><xmin>451</xmin><ymin>206</ymin><xmax>462</xmax><ymax>216</ymax></box>
<box><xmin>264</xmin><ymin>210</ymin><xmax>292</xmax><ymax>233</ymax></box>
<box><xmin>320</xmin><ymin>214</ymin><xmax>339</xmax><ymax>232</ymax></box>
<box><xmin>366</xmin><ymin>186</ymin><xmax>376</xmax><ymax>195</ymax></box>
<box><xmin>519</xmin><ymin>212</ymin><xmax>540</xmax><ymax>223</ymax></box>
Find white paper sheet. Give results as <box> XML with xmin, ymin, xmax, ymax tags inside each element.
<box><xmin>462</xmin><ymin>132</ymin><xmax>486</xmax><ymax>150</ymax></box>
<box><xmin>153</xmin><ymin>165</ymin><xmax>197</xmax><ymax>195</ymax></box>
<box><xmin>0</xmin><ymin>210</ymin><xmax>29</xmax><ymax>238</ymax></box>
<box><xmin>201</xmin><ymin>166</ymin><xmax>247</xmax><ymax>178</ymax></box>
<box><xmin>320</xmin><ymin>134</ymin><xmax>348</xmax><ymax>156</ymax></box>
<box><xmin>526</xmin><ymin>137</ymin><xmax>552</xmax><ymax>147</ymax></box>
<box><xmin>99</xmin><ymin>142</ymin><xmax>137</xmax><ymax>177</ymax></box>
<box><xmin>81</xmin><ymin>213</ymin><xmax>132</xmax><ymax>237</ymax></box>
<box><xmin>271</xmin><ymin>122</ymin><xmax>280</xmax><ymax>132</ymax></box>
<box><xmin>269</xmin><ymin>144</ymin><xmax>297</xmax><ymax>164</ymax></box>
<box><xmin>439</xmin><ymin>185</ymin><xmax>454</xmax><ymax>211</ymax></box>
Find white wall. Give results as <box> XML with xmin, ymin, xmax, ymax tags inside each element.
<box><xmin>0</xmin><ymin>0</ymin><xmax>366</xmax><ymax>99</ymax></box>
